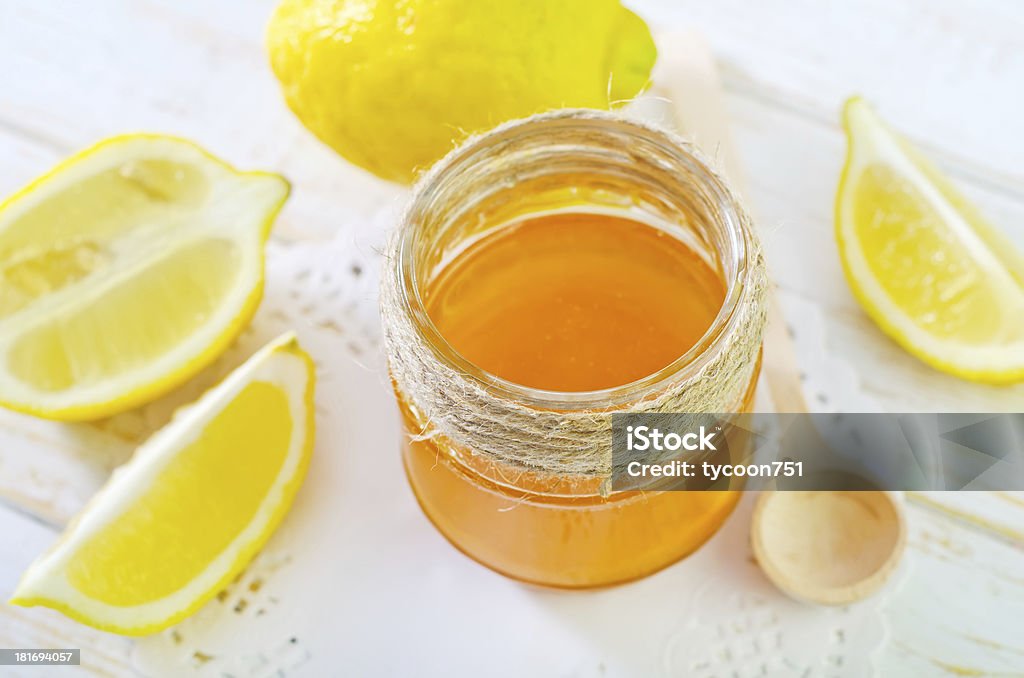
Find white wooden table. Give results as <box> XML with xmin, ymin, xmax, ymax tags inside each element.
<box><xmin>1</xmin><ymin>1</ymin><xmax>1023</xmax><ymax>675</ymax></box>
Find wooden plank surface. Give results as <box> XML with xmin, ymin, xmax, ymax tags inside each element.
<box><xmin>1</xmin><ymin>0</ymin><xmax>1023</xmax><ymax>675</ymax></box>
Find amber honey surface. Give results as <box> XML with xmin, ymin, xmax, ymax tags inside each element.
<box><xmin>425</xmin><ymin>211</ymin><xmax>725</xmax><ymax>391</ymax></box>
<box><xmin>402</xmin><ymin>211</ymin><xmax>751</xmax><ymax>588</ymax></box>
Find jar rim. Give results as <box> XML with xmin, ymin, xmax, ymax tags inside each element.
<box><xmin>395</xmin><ymin>109</ymin><xmax>755</xmax><ymax>411</ymax></box>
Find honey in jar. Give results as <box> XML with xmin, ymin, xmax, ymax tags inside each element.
<box><xmin>426</xmin><ymin>212</ymin><xmax>725</xmax><ymax>392</ymax></box>
<box><xmin>383</xmin><ymin>110</ymin><xmax>766</xmax><ymax>588</ymax></box>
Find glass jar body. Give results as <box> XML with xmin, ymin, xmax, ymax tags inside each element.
<box><xmin>384</xmin><ymin>110</ymin><xmax>766</xmax><ymax>589</ymax></box>
<box><xmin>398</xmin><ymin>363</ymin><xmax>758</xmax><ymax>588</ymax></box>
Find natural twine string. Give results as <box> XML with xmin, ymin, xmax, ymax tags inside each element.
<box><xmin>381</xmin><ymin>109</ymin><xmax>768</xmax><ymax>481</ymax></box>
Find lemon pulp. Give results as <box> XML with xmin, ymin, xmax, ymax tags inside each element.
<box><xmin>68</xmin><ymin>381</ymin><xmax>292</xmax><ymax>604</ymax></box>
<box><xmin>852</xmin><ymin>165</ymin><xmax>1024</xmax><ymax>345</ymax></box>
<box><xmin>10</xmin><ymin>239</ymin><xmax>241</xmax><ymax>392</ymax></box>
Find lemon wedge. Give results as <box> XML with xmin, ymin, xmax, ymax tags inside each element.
<box><xmin>11</xmin><ymin>332</ymin><xmax>315</xmax><ymax>635</ymax></box>
<box><xmin>836</xmin><ymin>97</ymin><xmax>1024</xmax><ymax>383</ymax></box>
<box><xmin>0</xmin><ymin>134</ymin><xmax>289</xmax><ymax>420</ymax></box>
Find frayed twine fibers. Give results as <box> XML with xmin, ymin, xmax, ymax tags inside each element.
<box><xmin>381</xmin><ymin>110</ymin><xmax>767</xmax><ymax>484</ymax></box>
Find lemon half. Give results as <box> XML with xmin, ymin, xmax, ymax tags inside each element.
<box><xmin>836</xmin><ymin>97</ymin><xmax>1024</xmax><ymax>383</ymax></box>
<box><xmin>11</xmin><ymin>333</ymin><xmax>315</xmax><ymax>635</ymax></box>
<box><xmin>0</xmin><ymin>134</ymin><xmax>289</xmax><ymax>420</ymax></box>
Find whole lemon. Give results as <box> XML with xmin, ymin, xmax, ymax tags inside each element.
<box><xmin>266</xmin><ymin>0</ymin><xmax>656</xmax><ymax>183</ymax></box>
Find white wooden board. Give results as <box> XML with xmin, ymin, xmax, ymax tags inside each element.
<box><xmin>1</xmin><ymin>1</ymin><xmax>1023</xmax><ymax>675</ymax></box>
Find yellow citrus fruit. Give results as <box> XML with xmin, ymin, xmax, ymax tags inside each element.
<box><xmin>836</xmin><ymin>97</ymin><xmax>1024</xmax><ymax>383</ymax></box>
<box><xmin>0</xmin><ymin>135</ymin><xmax>289</xmax><ymax>420</ymax></box>
<box><xmin>11</xmin><ymin>333</ymin><xmax>315</xmax><ymax>635</ymax></box>
<box><xmin>266</xmin><ymin>0</ymin><xmax>656</xmax><ymax>183</ymax></box>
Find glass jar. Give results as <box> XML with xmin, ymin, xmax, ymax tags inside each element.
<box><xmin>383</xmin><ymin>110</ymin><xmax>766</xmax><ymax>588</ymax></box>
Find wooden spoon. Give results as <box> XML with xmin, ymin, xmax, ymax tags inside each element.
<box><xmin>652</xmin><ymin>29</ymin><xmax>906</xmax><ymax>605</ymax></box>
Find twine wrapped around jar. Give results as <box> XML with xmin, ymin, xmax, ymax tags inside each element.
<box><xmin>381</xmin><ymin>109</ymin><xmax>768</xmax><ymax>482</ymax></box>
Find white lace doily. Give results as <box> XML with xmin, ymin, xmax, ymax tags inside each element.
<box><xmin>119</xmin><ymin>201</ymin><xmax>905</xmax><ymax>677</ymax></box>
